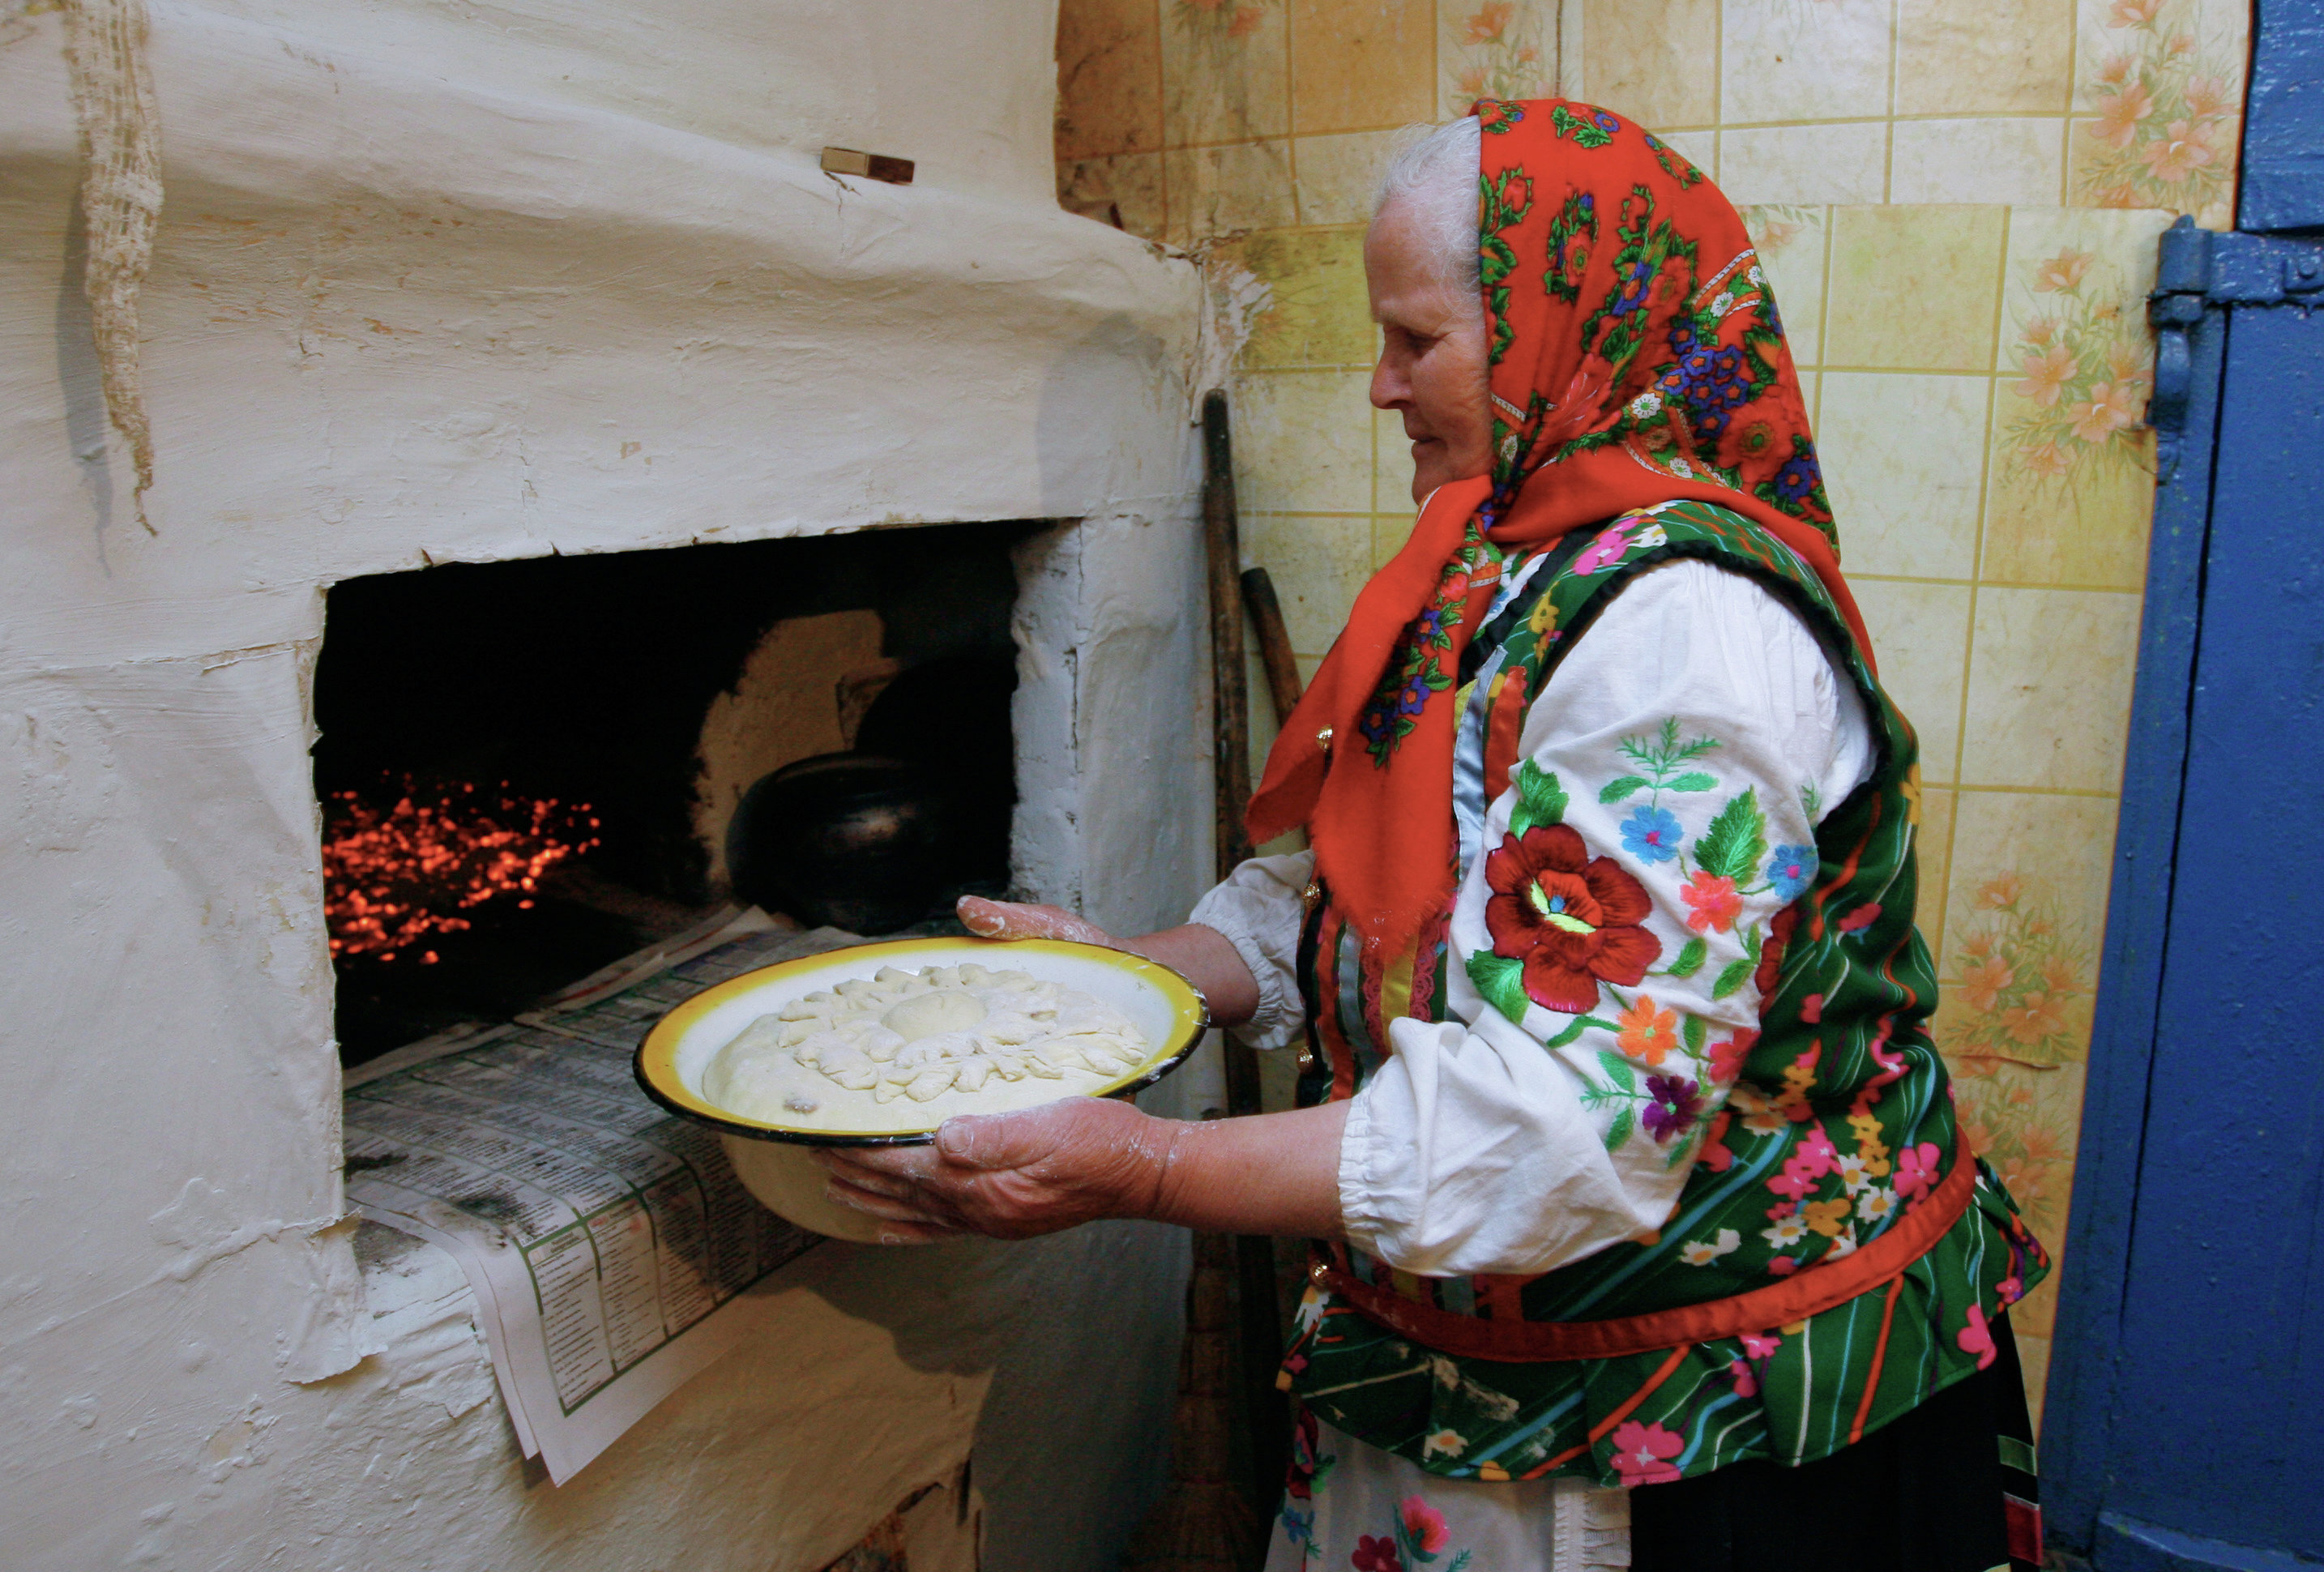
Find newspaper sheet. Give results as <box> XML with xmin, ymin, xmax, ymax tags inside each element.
<box><xmin>343</xmin><ymin>918</ymin><xmax>862</xmax><ymax>1482</ymax></box>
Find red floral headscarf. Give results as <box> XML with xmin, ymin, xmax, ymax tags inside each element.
<box><xmin>1247</xmin><ymin>98</ymin><xmax>1871</xmax><ymax>963</ymax></box>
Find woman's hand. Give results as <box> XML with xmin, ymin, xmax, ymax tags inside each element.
<box><xmin>818</xmin><ymin>1098</ymin><xmax>1351</xmax><ymax>1243</ymax></box>
<box><xmin>955</xmin><ymin>895</ymin><xmax>1124</xmax><ymax>949</ymax></box>
<box><xmin>815</xmin><ymin>1097</ymin><xmax>1177</xmax><ymax>1243</ymax></box>
<box><xmin>954</xmin><ymin>896</ymin><xmax>1261</xmax><ymax>1026</ymax></box>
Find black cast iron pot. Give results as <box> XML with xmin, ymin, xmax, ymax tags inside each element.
<box><xmin>725</xmin><ymin>753</ymin><xmax>947</xmax><ymax>933</ymax></box>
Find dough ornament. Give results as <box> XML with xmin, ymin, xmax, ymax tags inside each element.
<box><xmin>702</xmin><ymin>963</ymin><xmax>1149</xmax><ymax>1128</ymax></box>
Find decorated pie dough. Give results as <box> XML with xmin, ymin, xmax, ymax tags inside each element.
<box><xmin>702</xmin><ymin>963</ymin><xmax>1151</xmax><ymax>1132</ymax></box>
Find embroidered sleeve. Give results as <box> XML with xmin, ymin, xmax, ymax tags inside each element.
<box><xmin>1188</xmin><ymin>849</ymin><xmax>1316</xmax><ymax>1053</ymax></box>
<box><xmin>1339</xmin><ymin>560</ymin><xmax>1873</xmax><ymax>1277</ymax></box>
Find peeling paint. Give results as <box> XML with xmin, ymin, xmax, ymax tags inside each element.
<box><xmin>1188</xmin><ymin>250</ymin><xmax>1272</xmax><ymax>420</ymax></box>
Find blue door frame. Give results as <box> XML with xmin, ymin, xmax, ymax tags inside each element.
<box><xmin>2042</xmin><ymin>4</ymin><xmax>2324</xmax><ymax>1568</ymax></box>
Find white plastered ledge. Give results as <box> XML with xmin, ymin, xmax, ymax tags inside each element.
<box><xmin>318</xmin><ymin>1217</ymin><xmax>1185</xmax><ymax>1572</ymax></box>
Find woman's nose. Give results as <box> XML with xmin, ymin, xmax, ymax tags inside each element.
<box><xmin>1369</xmin><ymin>356</ymin><xmax>1407</xmax><ymax>411</ymax></box>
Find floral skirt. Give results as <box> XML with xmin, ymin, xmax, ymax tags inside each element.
<box><xmin>1269</xmin><ymin>1409</ymin><xmax>1631</xmax><ymax>1572</ymax></box>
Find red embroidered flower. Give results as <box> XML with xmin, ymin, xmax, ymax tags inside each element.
<box><xmin>1399</xmin><ymin>1497</ymin><xmax>1449</xmax><ymax>1556</ymax></box>
<box><xmin>1608</xmin><ymin>1420</ymin><xmax>1685</xmax><ymax>1486</ymax></box>
<box><xmin>1680</xmin><ymin>870</ymin><xmax>1742</xmax><ymax>932</ymax></box>
<box><xmin>1758</xmin><ymin>905</ymin><xmax>1797</xmax><ymax>997</ymax></box>
<box><xmin>1707</xmin><ymin>1027</ymin><xmax>1755</xmax><ymax>1083</ymax></box>
<box><xmin>1485</xmin><ymin>824</ymin><xmax>1660</xmax><ymax>1013</ymax></box>
<box><xmin>1696</xmin><ymin>1110</ymin><xmax>1736</xmax><ymax>1172</ymax></box>
<box><xmin>1352</xmin><ymin>1535</ymin><xmax>1406</xmax><ymax>1572</ymax></box>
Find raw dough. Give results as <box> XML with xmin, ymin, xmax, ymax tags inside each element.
<box><xmin>702</xmin><ymin>963</ymin><xmax>1151</xmax><ymax>1132</ymax></box>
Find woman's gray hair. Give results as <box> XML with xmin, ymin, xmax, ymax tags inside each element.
<box><xmin>1372</xmin><ymin>117</ymin><xmax>1482</xmax><ymax>301</ymax></box>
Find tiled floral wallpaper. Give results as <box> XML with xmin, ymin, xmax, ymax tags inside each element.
<box><xmin>1055</xmin><ymin>0</ymin><xmax>2246</xmax><ymax>1425</ymax></box>
<box><xmin>1057</xmin><ymin>0</ymin><xmax>2246</xmax><ymax>237</ymax></box>
<box><xmin>1058</xmin><ymin>0</ymin><xmax>1574</xmax><ymax>241</ymax></box>
<box><xmin>1574</xmin><ymin>0</ymin><xmax>2246</xmax><ymax>226</ymax></box>
<box><xmin>1747</xmin><ymin>202</ymin><xmax>2174</xmax><ymax>1419</ymax></box>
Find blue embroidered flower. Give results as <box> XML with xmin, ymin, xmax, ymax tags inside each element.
<box><xmin>1621</xmin><ymin>805</ymin><xmax>1684</xmax><ymax>864</ymax></box>
<box><xmin>1766</xmin><ymin>844</ymin><xmax>1818</xmax><ymax>902</ymax></box>
<box><xmin>1593</xmin><ymin>111</ymin><xmax>1621</xmax><ymax>132</ymax></box>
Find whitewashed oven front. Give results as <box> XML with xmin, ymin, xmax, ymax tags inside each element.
<box><xmin>0</xmin><ymin>3</ymin><xmax>1214</xmax><ymax>1566</ymax></box>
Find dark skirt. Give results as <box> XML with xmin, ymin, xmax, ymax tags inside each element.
<box><xmin>1630</xmin><ymin>1314</ymin><xmax>2041</xmax><ymax>1572</ymax></box>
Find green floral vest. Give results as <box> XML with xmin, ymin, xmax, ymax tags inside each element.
<box><xmin>1284</xmin><ymin>501</ymin><xmax>2048</xmax><ymax>1485</ymax></box>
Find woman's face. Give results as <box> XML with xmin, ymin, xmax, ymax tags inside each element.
<box><xmin>1366</xmin><ymin>199</ymin><xmax>1493</xmax><ymax>506</ymax></box>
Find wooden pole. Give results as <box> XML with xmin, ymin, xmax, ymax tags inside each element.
<box><xmin>1239</xmin><ymin>566</ymin><xmax>1303</xmax><ymax>723</ymax></box>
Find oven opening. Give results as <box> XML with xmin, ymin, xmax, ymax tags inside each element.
<box><xmin>315</xmin><ymin>523</ymin><xmax>1035</xmax><ymax>1066</ymax></box>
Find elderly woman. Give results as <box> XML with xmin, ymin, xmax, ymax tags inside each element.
<box><xmin>822</xmin><ymin>100</ymin><xmax>2047</xmax><ymax>1572</ymax></box>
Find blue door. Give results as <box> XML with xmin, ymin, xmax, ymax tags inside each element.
<box><xmin>2043</xmin><ymin>4</ymin><xmax>2324</xmax><ymax>1568</ymax></box>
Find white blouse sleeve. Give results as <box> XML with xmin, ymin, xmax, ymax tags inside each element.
<box><xmin>1187</xmin><ymin>848</ymin><xmax>1317</xmax><ymax>1052</ymax></box>
<box><xmin>1339</xmin><ymin>558</ymin><xmax>1874</xmax><ymax>1278</ymax></box>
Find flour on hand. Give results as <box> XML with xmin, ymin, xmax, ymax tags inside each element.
<box><xmin>703</xmin><ymin>963</ymin><xmax>1149</xmax><ymax>1130</ymax></box>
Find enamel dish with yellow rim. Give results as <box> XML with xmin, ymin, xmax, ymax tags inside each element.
<box><xmin>634</xmin><ymin>936</ymin><xmax>1210</xmax><ymax>1147</ymax></box>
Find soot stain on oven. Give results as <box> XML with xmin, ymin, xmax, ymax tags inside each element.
<box><xmin>315</xmin><ymin>523</ymin><xmax>1038</xmax><ymax>1065</ymax></box>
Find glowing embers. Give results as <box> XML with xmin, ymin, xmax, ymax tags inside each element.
<box><xmin>323</xmin><ymin>780</ymin><xmax>602</xmax><ymax>963</ymax></box>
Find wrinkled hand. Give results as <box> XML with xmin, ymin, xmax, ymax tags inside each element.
<box><xmin>815</xmin><ymin>1096</ymin><xmax>1180</xmax><ymax>1244</ymax></box>
<box><xmin>955</xmin><ymin>894</ymin><xmax>1126</xmax><ymax>950</ymax></box>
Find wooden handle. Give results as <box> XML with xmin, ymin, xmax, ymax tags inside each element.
<box><xmin>1239</xmin><ymin>566</ymin><xmax>1302</xmax><ymax>724</ymax></box>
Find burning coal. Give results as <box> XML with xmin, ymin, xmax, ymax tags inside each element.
<box><xmin>323</xmin><ymin>780</ymin><xmax>602</xmax><ymax>963</ymax></box>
